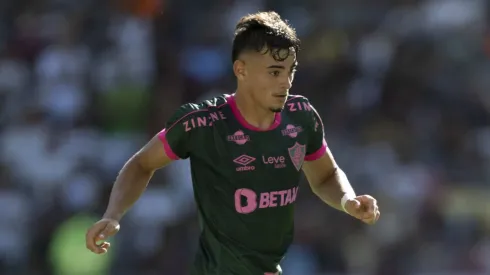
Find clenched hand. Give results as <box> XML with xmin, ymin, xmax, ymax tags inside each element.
<box><xmin>86</xmin><ymin>218</ymin><xmax>120</xmax><ymax>254</ymax></box>
<box><xmin>344</xmin><ymin>195</ymin><xmax>380</xmax><ymax>224</ymax></box>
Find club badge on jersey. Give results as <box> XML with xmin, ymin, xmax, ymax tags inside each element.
<box><xmin>288</xmin><ymin>142</ymin><xmax>306</xmax><ymax>171</ymax></box>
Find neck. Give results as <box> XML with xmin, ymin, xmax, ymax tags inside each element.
<box><xmin>234</xmin><ymin>89</ymin><xmax>276</xmax><ymax>130</ymax></box>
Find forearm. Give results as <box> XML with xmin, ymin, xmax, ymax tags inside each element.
<box><xmin>103</xmin><ymin>157</ymin><xmax>154</xmax><ymax>221</ymax></box>
<box><xmin>311</xmin><ymin>168</ymin><xmax>355</xmax><ymax>211</ymax></box>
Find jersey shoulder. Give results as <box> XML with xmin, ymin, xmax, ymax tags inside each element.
<box><xmin>284</xmin><ymin>94</ymin><xmax>315</xmax><ymax>115</ymax></box>
<box><xmin>286</xmin><ymin>94</ymin><xmax>309</xmax><ymax>103</ymax></box>
<box><xmin>162</xmin><ymin>95</ymin><xmax>230</xmax><ymax>159</ymax></box>
<box><xmin>283</xmin><ymin>94</ymin><xmax>321</xmax><ymax>128</ymax></box>
<box><xmin>168</xmin><ymin>95</ymin><xmax>229</xmax><ymax>123</ymax></box>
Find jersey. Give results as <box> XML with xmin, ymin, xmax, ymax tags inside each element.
<box><xmin>158</xmin><ymin>94</ymin><xmax>327</xmax><ymax>275</ymax></box>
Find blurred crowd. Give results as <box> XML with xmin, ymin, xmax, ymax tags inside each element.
<box><xmin>0</xmin><ymin>0</ymin><xmax>489</xmax><ymax>274</ymax></box>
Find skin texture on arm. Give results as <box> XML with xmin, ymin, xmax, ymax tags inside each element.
<box><xmin>302</xmin><ymin>148</ymin><xmax>355</xmax><ymax>212</ymax></box>
<box><xmin>103</xmin><ymin>135</ymin><xmax>174</xmax><ymax>221</ymax></box>
<box><xmin>87</xmin><ymin>98</ymin><xmax>198</xmax><ymax>254</ymax></box>
<box><xmin>302</xmin><ymin>148</ymin><xmax>380</xmax><ymax>224</ymax></box>
<box><xmin>86</xmin><ymin>135</ymin><xmax>174</xmax><ymax>254</ymax></box>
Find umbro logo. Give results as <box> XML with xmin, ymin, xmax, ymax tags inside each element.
<box><xmin>233</xmin><ymin>155</ymin><xmax>256</xmax><ymax>172</ymax></box>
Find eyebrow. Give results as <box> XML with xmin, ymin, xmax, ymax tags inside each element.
<box><xmin>267</xmin><ymin>65</ymin><xmax>285</xmax><ymax>69</ymax></box>
<box><xmin>267</xmin><ymin>62</ymin><xmax>298</xmax><ymax>70</ymax></box>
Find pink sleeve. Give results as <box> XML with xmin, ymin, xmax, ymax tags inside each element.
<box><xmin>304</xmin><ymin>139</ymin><xmax>327</xmax><ymax>161</ymax></box>
<box><xmin>158</xmin><ymin>129</ymin><xmax>180</xmax><ymax>160</ymax></box>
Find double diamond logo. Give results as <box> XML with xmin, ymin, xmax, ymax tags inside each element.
<box><xmin>233</xmin><ymin>155</ymin><xmax>256</xmax><ymax>166</ymax></box>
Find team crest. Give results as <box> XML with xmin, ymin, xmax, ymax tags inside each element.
<box><xmin>288</xmin><ymin>142</ymin><xmax>306</xmax><ymax>171</ymax></box>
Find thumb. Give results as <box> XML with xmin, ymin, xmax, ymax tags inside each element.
<box><xmin>350</xmin><ymin>199</ymin><xmax>361</xmax><ymax>209</ymax></box>
<box><xmin>344</xmin><ymin>199</ymin><xmax>361</xmax><ymax>215</ymax></box>
<box><xmin>98</xmin><ymin>223</ymin><xmax>118</xmax><ymax>240</ymax></box>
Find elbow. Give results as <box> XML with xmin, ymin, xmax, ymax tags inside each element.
<box><xmin>311</xmin><ymin>167</ymin><xmax>338</xmax><ymax>191</ymax></box>
<box><xmin>320</xmin><ymin>167</ymin><xmax>339</xmax><ymax>185</ymax></box>
<box><xmin>326</xmin><ymin>167</ymin><xmax>339</xmax><ymax>181</ymax></box>
<box><xmin>125</xmin><ymin>153</ymin><xmax>154</xmax><ymax>174</ymax></box>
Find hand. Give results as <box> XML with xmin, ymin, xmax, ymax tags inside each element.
<box><xmin>85</xmin><ymin>218</ymin><xmax>120</xmax><ymax>254</ymax></box>
<box><xmin>344</xmin><ymin>195</ymin><xmax>380</xmax><ymax>225</ymax></box>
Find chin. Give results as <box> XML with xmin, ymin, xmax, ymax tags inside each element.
<box><xmin>269</xmin><ymin>106</ymin><xmax>284</xmax><ymax>113</ymax></box>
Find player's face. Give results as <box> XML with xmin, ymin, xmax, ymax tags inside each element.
<box><xmin>244</xmin><ymin>48</ymin><xmax>297</xmax><ymax>113</ymax></box>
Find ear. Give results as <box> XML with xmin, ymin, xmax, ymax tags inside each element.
<box><xmin>233</xmin><ymin>60</ymin><xmax>246</xmax><ymax>81</ymax></box>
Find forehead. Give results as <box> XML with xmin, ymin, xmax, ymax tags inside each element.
<box><xmin>250</xmin><ymin>47</ymin><xmax>297</xmax><ymax>66</ymax></box>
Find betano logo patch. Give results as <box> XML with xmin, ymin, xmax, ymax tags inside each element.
<box><xmin>234</xmin><ymin>187</ymin><xmax>299</xmax><ymax>214</ymax></box>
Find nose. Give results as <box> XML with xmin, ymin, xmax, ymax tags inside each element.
<box><xmin>280</xmin><ymin>75</ymin><xmax>292</xmax><ymax>90</ymax></box>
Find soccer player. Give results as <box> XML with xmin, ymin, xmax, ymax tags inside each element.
<box><xmin>86</xmin><ymin>11</ymin><xmax>380</xmax><ymax>275</ymax></box>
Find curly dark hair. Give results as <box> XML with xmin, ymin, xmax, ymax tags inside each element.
<box><xmin>232</xmin><ymin>11</ymin><xmax>300</xmax><ymax>63</ymax></box>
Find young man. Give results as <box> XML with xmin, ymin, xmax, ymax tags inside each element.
<box><xmin>86</xmin><ymin>11</ymin><xmax>380</xmax><ymax>275</ymax></box>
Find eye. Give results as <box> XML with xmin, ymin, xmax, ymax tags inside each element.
<box><xmin>269</xmin><ymin>71</ymin><xmax>280</xmax><ymax>77</ymax></box>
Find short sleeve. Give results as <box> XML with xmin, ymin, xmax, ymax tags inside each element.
<box><xmin>157</xmin><ymin>104</ymin><xmax>197</xmax><ymax>160</ymax></box>
<box><xmin>304</xmin><ymin>103</ymin><xmax>327</xmax><ymax>161</ymax></box>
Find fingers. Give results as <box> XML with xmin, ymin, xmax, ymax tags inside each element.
<box><xmin>355</xmin><ymin>195</ymin><xmax>380</xmax><ymax>225</ymax></box>
<box><xmin>86</xmin><ymin>221</ymin><xmax>119</xmax><ymax>254</ymax></box>
<box><xmin>86</xmin><ymin>224</ymin><xmax>106</xmax><ymax>254</ymax></box>
<box><xmin>361</xmin><ymin>205</ymin><xmax>375</xmax><ymax>219</ymax></box>
<box><xmin>99</xmin><ymin>222</ymin><xmax>119</xmax><ymax>240</ymax></box>
<box><xmin>361</xmin><ymin>209</ymin><xmax>380</xmax><ymax>224</ymax></box>
<box><xmin>98</xmin><ymin>242</ymin><xmax>111</xmax><ymax>254</ymax></box>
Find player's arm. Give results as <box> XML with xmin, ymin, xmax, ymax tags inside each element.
<box><xmin>102</xmin><ymin>135</ymin><xmax>173</xmax><ymax>221</ymax></box>
<box><xmin>302</xmin><ymin>149</ymin><xmax>355</xmax><ymax>212</ymax></box>
<box><xmin>103</xmin><ymin>105</ymin><xmax>194</xmax><ymax>221</ymax></box>
<box><xmin>303</xmin><ymin>146</ymin><xmax>379</xmax><ymax>224</ymax></box>
<box><xmin>87</xmin><ymin>135</ymin><xmax>175</xmax><ymax>254</ymax></box>
<box><xmin>86</xmin><ymin>105</ymin><xmax>195</xmax><ymax>254</ymax></box>
<box><xmin>299</xmin><ymin>103</ymin><xmax>354</xmax><ymax>212</ymax></box>
<box><xmin>301</xmin><ymin>101</ymin><xmax>379</xmax><ymax>223</ymax></box>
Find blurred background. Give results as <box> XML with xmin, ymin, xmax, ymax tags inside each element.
<box><xmin>0</xmin><ymin>0</ymin><xmax>489</xmax><ymax>274</ymax></box>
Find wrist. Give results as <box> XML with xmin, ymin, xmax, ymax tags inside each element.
<box><xmin>102</xmin><ymin>211</ymin><xmax>123</xmax><ymax>222</ymax></box>
<box><xmin>341</xmin><ymin>193</ymin><xmax>355</xmax><ymax>213</ymax></box>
